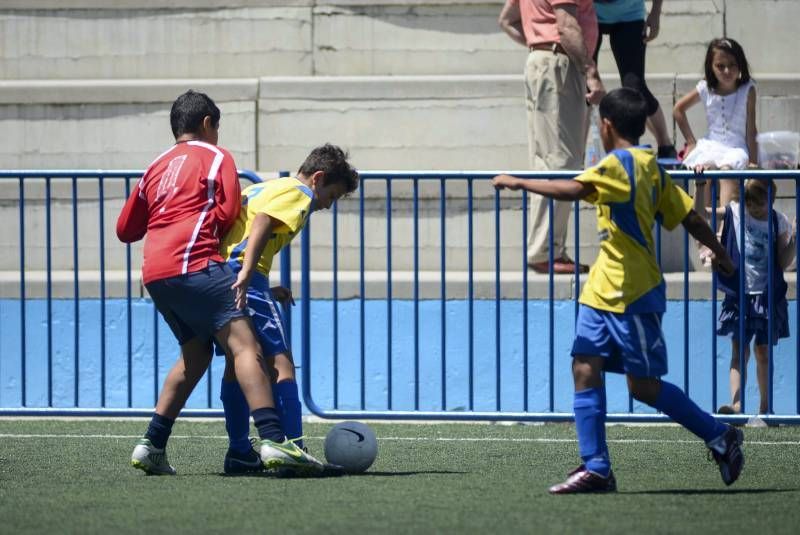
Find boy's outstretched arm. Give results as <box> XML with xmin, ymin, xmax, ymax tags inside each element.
<box><xmin>492</xmin><ymin>174</ymin><xmax>596</xmax><ymax>201</ymax></box>
<box><xmin>681</xmin><ymin>209</ymin><xmax>735</xmax><ymax>275</ymax></box>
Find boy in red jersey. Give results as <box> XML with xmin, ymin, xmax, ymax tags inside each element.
<box><xmin>118</xmin><ymin>90</ymin><xmax>321</xmax><ymax>475</ymax></box>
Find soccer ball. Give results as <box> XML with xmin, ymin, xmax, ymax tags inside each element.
<box><xmin>323</xmin><ymin>421</ymin><xmax>378</xmax><ymax>473</ymax></box>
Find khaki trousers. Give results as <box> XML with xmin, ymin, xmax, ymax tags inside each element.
<box><xmin>524</xmin><ymin>50</ymin><xmax>588</xmax><ymax>264</ymax></box>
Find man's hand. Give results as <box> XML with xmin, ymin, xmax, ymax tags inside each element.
<box><xmin>231</xmin><ymin>270</ymin><xmax>252</xmax><ymax>310</ymax></box>
<box><xmin>585</xmin><ymin>74</ymin><xmax>605</xmax><ymax>105</ymax></box>
<box><xmin>492</xmin><ymin>174</ymin><xmax>520</xmax><ymax>191</ymax></box>
<box><xmin>271</xmin><ymin>286</ymin><xmax>295</xmax><ymax>306</ymax></box>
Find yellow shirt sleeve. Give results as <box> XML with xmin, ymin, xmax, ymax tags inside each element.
<box><xmin>575</xmin><ymin>154</ymin><xmax>632</xmax><ymax>205</ymax></box>
<box><xmin>258</xmin><ymin>184</ymin><xmax>312</xmax><ymax>233</ymax></box>
<box><xmin>656</xmin><ymin>170</ymin><xmax>693</xmax><ymax>231</ymax></box>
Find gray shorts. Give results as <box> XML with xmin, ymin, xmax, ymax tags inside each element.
<box><xmin>145</xmin><ymin>262</ymin><xmax>247</xmax><ymax>345</ymax></box>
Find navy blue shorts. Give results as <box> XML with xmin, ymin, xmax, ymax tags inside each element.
<box><xmin>571</xmin><ymin>304</ymin><xmax>668</xmax><ymax>378</ymax></box>
<box><xmin>145</xmin><ymin>262</ymin><xmax>246</xmax><ymax>345</ymax></box>
<box><xmin>213</xmin><ymin>269</ymin><xmax>289</xmax><ymax>358</ymax></box>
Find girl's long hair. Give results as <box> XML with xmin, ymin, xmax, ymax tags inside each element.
<box><xmin>704</xmin><ymin>37</ymin><xmax>751</xmax><ymax>91</ymax></box>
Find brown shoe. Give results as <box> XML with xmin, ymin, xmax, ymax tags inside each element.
<box><xmin>529</xmin><ymin>257</ymin><xmax>589</xmax><ymax>274</ymax></box>
<box><xmin>548</xmin><ymin>465</ymin><xmax>617</xmax><ymax>494</ymax></box>
<box><xmin>717</xmin><ymin>404</ymin><xmax>739</xmax><ymax>415</ymax></box>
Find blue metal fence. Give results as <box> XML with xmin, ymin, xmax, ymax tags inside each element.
<box><xmin>298</xmin><ymin>170</ymin><xmax>800</xmax><ymax>425</ymax></box>
<box><xmin>0</xmin><ymin>168</ymin><xmax>798</xmax><ymax>424</ymax></box>
<box><xmin>0</xmin><ymin>169</ymin><xmax>262</xmax><ymax>416</ymax></box>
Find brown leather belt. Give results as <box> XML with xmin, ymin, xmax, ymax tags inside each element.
<box><xmin>529</xmin><ymin>42</ymin><xmax>567</xmax><ymax>54</ymax></box>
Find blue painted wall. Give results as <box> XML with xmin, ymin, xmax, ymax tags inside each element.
<box><xmin>1</xmin><ymin>298</ymin><xmax>797</xmax><ymax>415</ymax></box>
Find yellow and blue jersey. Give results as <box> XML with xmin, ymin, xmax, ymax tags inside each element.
<box><xmin>220</xmin><ymin>177</ymin><xmax>313</xmax><ymax>278</ymax></box>
<box><xmin>575</xmin><ymin>147</ymin><xmax>693</xmax><ymax>314</ymax></box>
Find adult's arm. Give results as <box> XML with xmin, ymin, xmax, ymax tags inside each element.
<box><xmin>644</xmin><ymin>0</ymin><xmax>663</xmax><ymax>42</ymax></box>
<box><xmin>498</xmin><ymin>0</ymin><xmax>527</xmax><ymax>46</ymax></box>
<box><xmin>554</xmin><ymin>3</ymin><xmax>604</xmax><ymax>104</ymax></box>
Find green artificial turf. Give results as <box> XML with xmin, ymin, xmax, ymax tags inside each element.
<box><xmin>1</xmin><ymin>419</ymin><xmax>798</xmax><ymax>534</ymax></box>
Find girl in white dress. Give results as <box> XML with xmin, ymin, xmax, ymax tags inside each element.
<box><xmin>674</xmin><ymin>38</ymin><xmax>757</xmax><ymax>208</ymax></box>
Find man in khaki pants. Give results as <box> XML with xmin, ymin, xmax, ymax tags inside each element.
<box><xmin>499</xmin><ymin>0</ymin><xmax>605</xmax><ymax>273</ymax></box>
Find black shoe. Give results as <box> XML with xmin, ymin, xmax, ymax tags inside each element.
<box><xmin>548</xmin><ymin>465</ymin><xmax>617</xmax><ymax>494</ymax></box>
<box><xmin>658</xmin><ymin>145</ymin><xmax>678</xmax><ymax>159</ymax></box>
<box><xmin>708</xmin><ymin>425</ymin><xmax>744</xmax><ymax>486</ymax></box>
<box><xmin>224</xmin><ymin>443</ymin><xmax>265</xmax><ymax>475</ymax></box>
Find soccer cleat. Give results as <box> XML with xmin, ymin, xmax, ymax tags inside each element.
<box><xmin>548</xmin><ymin>465</ymin><xmax>617</xmax><ymax>494</ymax></box>
<box><xmin>708</xmin><ymin>425</ymin><xmax>745</xmax><ymax>486</ymax></box>
<box><xmin>224</xmin><ymin>439</ymin><xmax>265</xmax><ymax>475</ymax></box>
<box><xmin>258</xmin><ymin>436</ymin><xmax>325</xmax><ymax>475</ymax></box>
<box><xmin>131</xmin><ymin>437</ymin><xmax>176</xmax><ymax>476</ymax></box>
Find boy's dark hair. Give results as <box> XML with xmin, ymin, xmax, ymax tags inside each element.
<box><xmin>298</xmin><ymin>143</ymin><xmax>359</xmax><ymax>194</ymax></box>
<box><xmin>170</xmin><ymin>90</ymin><xmax>220</xmax><ymax>138</ymax></box>
<box><xmin>704</xmin><ymin>38</ymin><xmax>751</xmax><ymax>91</ymax></box>
<box><xmin>598</xmin><ymin>88</ymin><xmax>648</xmax><ymax>144</ymax></box>
<box><xmin>744</xmin><ymin>179</ymin><xmax>776</xmax><ymax>205</ymax></box>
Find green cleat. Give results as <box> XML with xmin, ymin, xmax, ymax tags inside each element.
<box><xmin>258</xmin><ymin>437</ymin><xmax>324</xmax><ymax>475</ymax></box>
<box><xmin>131</xmin><ymin>437</ymin><xmax>176</xmax><ymax>476</ymax></box>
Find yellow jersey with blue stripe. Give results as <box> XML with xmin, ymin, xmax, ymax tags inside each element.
<box><xmin>220</xmin><ymin>177</ymin><xmax>313</xmax><ymax>277</ymax></box>
<box><xmin>575</xmin><ymin>147</ymin><xmax>693</xmax><ymax>314</ymax></box>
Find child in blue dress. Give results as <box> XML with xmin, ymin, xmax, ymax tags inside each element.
<box><xmin>697</xmin><ymin>179</ymin><xmax>796</xmax><ymax>415</ymax></box>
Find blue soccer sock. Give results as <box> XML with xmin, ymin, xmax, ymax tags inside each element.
<box><xmin>273</xmin><ymin>380</ymin><xmax>304</xmax><ymax>449</ymax></box>
<box><xmin>653</xmin><ymin>381</ymin><xmax>727</xmax><ymax>443</ymax></box>
<box><xmin>220</xmin><ymin>379</ymin><xmax>252</xmax><ymax>454</ymax></box>
<box><xmin>252</xmin><ymin>407</ymin><xmax>285</xmax><ymax>443</ymax></box>
<box><xmin>145</xmin><ymin>413</ymin><xmax>174</xmax><ymax>450</ymax></box>
<box><xmin>573</xmin><ymin>387</ymin><xmax>611</xmax><ymax>477</ymax></box>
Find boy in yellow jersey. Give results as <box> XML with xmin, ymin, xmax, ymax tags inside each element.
<box><xmin>493</xmin><ymin>88</ymin><xmax>744</xmax><ymax>493</ymax></box>
<box><xmin>218</xmin><ymin>144</ymin><xmax>359</xmax><ymax>475</ymax></box>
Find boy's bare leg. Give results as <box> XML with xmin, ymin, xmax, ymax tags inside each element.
<box><xmin>154</xmin><ymin>337</ymin><xmax>213</xmax><ymax>419</ymax></box>
<box><xmin>132</xmin><ymin>336</ymin><xmax>212</xmax><ymax>475</ymax></box>
<box><xmin>216</xmin><ymin>317</ymin><xmax>274</xmax><ymax>411</ymax></box>
<box><xmin>572</xmin><ymin>356</ymin><xmax>604</xmax><ymax>390</ymax></box>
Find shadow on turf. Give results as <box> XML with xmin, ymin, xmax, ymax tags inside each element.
<box><xmin>620</xmin><ymin>488</ymin><xmax>798</xmax><ymax>495</ymax></box>
<box><xmin>218</xmin><ymin>470</ymin><xmax>464</xmax><ymax>478</ymax></box>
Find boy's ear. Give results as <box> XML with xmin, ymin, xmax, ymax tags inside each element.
<box><xmin>309</xmin><ymin>170</ymin><xmax>325</xmax><ymax>187</ymax></box>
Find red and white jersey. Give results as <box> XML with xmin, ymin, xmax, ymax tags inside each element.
<box><xmin>116</xmin><ymin>140</ymin><xmax>241</xmax><ymax>284</ymax></box>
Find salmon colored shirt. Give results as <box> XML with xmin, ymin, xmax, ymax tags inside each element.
<box><xmin>515</xmin><ymin>0</ymin><xmax>598</xmax><ymax>58</ymax></box>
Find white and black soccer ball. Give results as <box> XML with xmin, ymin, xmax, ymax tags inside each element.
<box><xmin>323</xmin><ymin>421</ymin><xmax>378</xmax><ymax>473</ymax></box>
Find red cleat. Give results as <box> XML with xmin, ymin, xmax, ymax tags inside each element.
<box><xmin>548</xmin><ymin>465</ymin><xmax>617</xmax><ymax>494</ymax></box>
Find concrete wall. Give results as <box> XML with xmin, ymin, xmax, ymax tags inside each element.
<box><xmin>0</xmin><ymin>1</ymin><xmax>798</xmax><ymax>78</ymax></box>
<box><xmin>0</xmin><ymin>79</ymin><xmax>258</xmax><ymax>169</ymax></box>
<box><xmin>3</xmin><ymin>74</ymin><xmax>799</xmax><ymax>171</ymax></box>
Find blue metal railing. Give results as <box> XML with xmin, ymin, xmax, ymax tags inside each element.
<box><xmin>299</xmin><ymin>170</ymin><xmax>800</xmax><ymax>425</ymax></box>
<box><xmin>0</xmin><ymin>169</ymin><xmax>262</xmax><ymax>416</ymax></box>
<box><xmin>1</xmin><ymin>168</ymin><xmax>798</xmax><ymax>424</ymax></box>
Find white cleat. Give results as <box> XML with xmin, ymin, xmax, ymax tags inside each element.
<box><xmin>131</xmin><ymin>437</ymin><xmax>177</xmax><ymax>476</ymax></box>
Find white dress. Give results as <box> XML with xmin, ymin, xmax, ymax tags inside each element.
<box><xmin>683</xmin><ymin>79</ymin><xmax>754</xmax><ymax>169</ymax></box>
